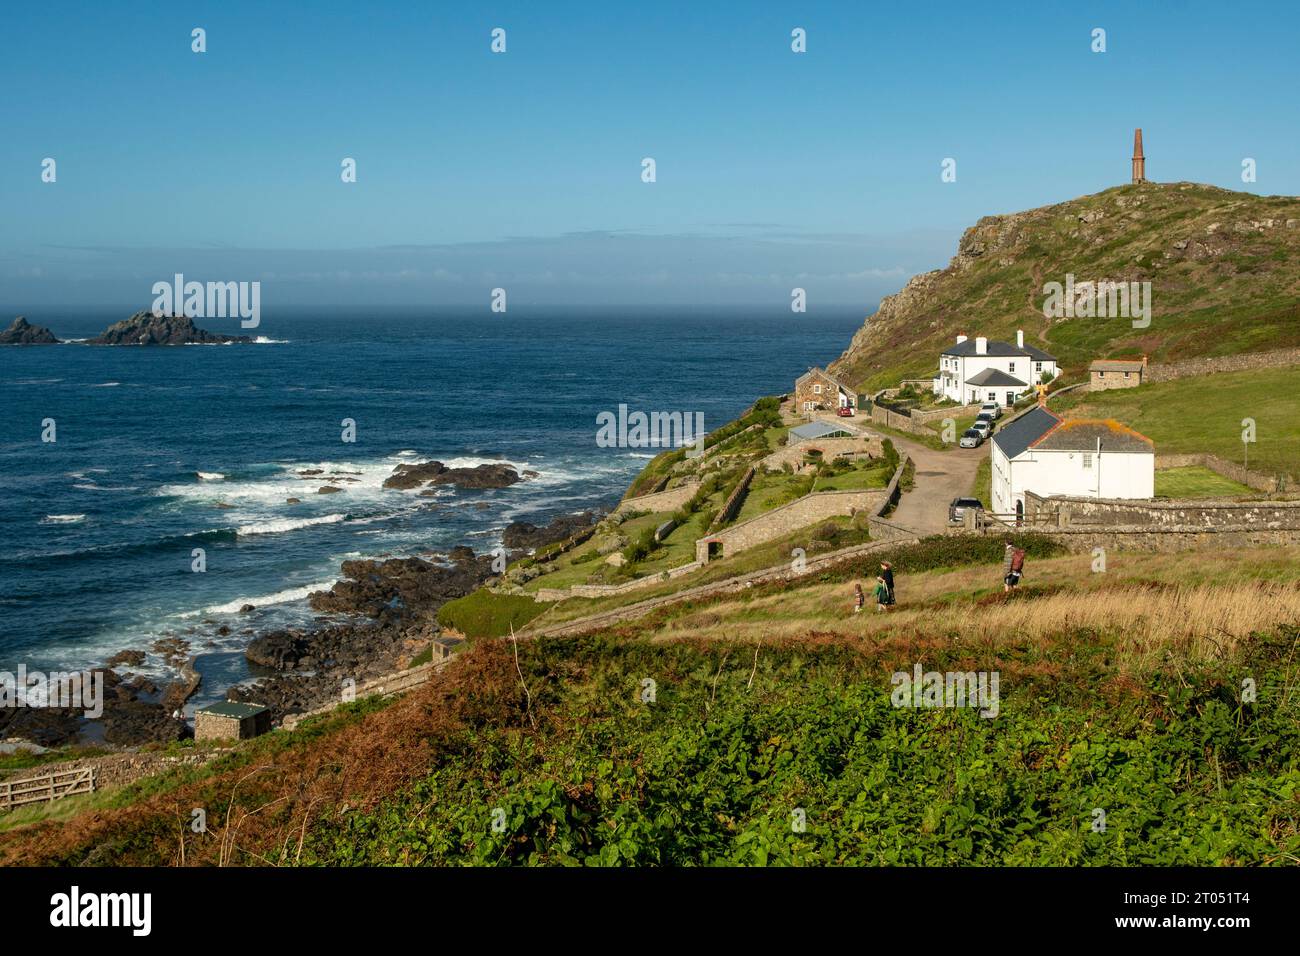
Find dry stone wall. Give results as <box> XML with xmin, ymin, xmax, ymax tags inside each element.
<box><xmin>1145</xmin><ymin>347</ymin><xmax>1300</xmax><ymax>384</ymax></box>
<box><xmin>696</xmin><ymin>489</ymin><xmax>885</xmax><ymax>563</ymax></box>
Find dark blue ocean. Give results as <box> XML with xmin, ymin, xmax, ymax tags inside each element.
<box><xmin>0</xmin><ymin>306</ymin><xmax>861</xmax><ymax>703</ymax></box>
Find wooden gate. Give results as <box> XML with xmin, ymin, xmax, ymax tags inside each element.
<box><xmin>0</xmin><ymin>766</ymin><xmax>96</xmax><ymax>811</ymax></box>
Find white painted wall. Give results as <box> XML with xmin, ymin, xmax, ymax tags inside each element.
<box><xmin>934</xmin><ymin>352</ymin><xmax>1058</xmax><ymax>404</ymax></box>
<box><xmin>994</xmin><ymin>446</ymin><xmax>1154</xmax><ymax>514</ymax></box>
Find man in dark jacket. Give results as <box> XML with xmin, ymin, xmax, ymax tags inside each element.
<box><xmin>879</xmin><ymin>561</ymin><xmax>895</xmax><ymax>606</ymax></box>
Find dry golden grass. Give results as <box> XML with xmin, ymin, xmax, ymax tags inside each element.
<box><xmin>654</xmin><ymin>547</ymin><xmax>1300</xmax><ymax>672</ymax></box>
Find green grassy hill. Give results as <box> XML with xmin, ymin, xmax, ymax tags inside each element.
<box><xmin>832</xmin><ymin>182</ymin><xmax>1300</xmax><ymax>392</ymax></box>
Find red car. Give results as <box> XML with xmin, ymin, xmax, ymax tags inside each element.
<box><xmin>837</xmin><ymin>406</ymin><xmax>855</xmax><ymax>417</ymax></box>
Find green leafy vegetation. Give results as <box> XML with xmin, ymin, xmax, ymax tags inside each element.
<box><xmin>436</xmin><ymin>590</ymin><xmax>553</xmax><ymax>638</ymax></box>
<box><xmin>301</xmin><ymin>624</ymin><xmax>1300</xmax><ymax>866</ymax></box>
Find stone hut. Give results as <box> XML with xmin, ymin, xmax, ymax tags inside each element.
<box><xmin>430</xmin><ymin>636</ymin><xmax>464</xmax><ymax>663</ymax></box>
<box><xmin>194</xmin><ymin>701</ymin><xmax>271</xmax><ymax>743</ymax></box>
<box><xmin>1089</xmin><ymin>357</ymin><xmax>1146</xmax><ymax>390</ymax></box>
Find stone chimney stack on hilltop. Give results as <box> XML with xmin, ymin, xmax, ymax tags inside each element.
<box><xmin>1132</xmin><ymin>128</ymin><xmax>1147</xmax><ymax>184</ymax></box>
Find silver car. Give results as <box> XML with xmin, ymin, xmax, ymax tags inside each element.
<box><xmin>959</xmin><ymin>428</ymin><xmax>983</xmax><ymax>448</ymax></box>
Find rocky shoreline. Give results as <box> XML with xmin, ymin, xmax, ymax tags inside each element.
<box><xmin>1</xmin><ymin>509</ymin><xmax>602</xmax><ymax>750</ymax></box>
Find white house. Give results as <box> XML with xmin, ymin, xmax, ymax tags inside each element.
<box><xmin>933</xmin><ymin>331</ymin><xmax>1058</xmax><ymax>406</ymax></box>
<box><xmin>990</xmin><ymin>405</ymin><xmax>1154</xmax><ymax>519</ymax></box>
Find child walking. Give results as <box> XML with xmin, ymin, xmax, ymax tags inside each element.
<box><xmin>873</xmin><ymin>576</ymin><xmax>891</xmax><ymax>612</ymax></box>
<box><xmin>853</xmin><ymin>582</ymin><xmax>865</xmax><ymax>613</ymax></box>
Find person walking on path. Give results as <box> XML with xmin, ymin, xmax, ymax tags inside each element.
<box><xmin>873</xmin><ymin>576</ymin><xmax>891</xmax><ymax>612</ymax></box>
<box><xmin>853</xmin><ymin>582</ymin><xmax>865</xmax><ymax>614</ymax></box>
<box><xmin>1003</xmin><ymin>539</ymin><xmax>1026</xmax><ymax>592</ymax></box>
<box><xmin>880</xmin><ymin>561</ymin><xmax>895</xmax><ymax>607</ymax></box>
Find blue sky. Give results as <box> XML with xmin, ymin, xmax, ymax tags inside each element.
<box><xmin>2</xmin><ymin>0</ymin><xmax>1297</xmax><ymax>308</ymax></box>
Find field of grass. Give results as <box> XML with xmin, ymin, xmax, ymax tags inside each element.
<box><xmin>1051</xmin><ymin>365</ymin><xmax>1300</xmax><ymax>478</ymax></box>
<box><xmin>1155</xmin><ymin>465</ymin><xmax>1256</xmax><ymax>498</ymax></box>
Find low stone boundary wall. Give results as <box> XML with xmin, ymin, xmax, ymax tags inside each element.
<box><xmin>710</xmin><ymin>466</ymin><xmax>757</xmax><ymax>530</ymax></box>
<box><xmin>1024</xmin><ymin>492</ymin><xmax>1300</xmax><ymax>529</ymax></box>
<box><xmin>1145</xmin><ymin>345</ymin><xmax>1300</xmax><ymax>385</ymax></box>
<box><xmin>280</xmin><ymin>660</ymin><xmax>444</xmax><ymax>730</ymax></box>
<box><xmin>696</xmin><ymin>489</ymin><xmax>885</xmax><ymax>563</ymax></box>
<box><xmin>1041</xmin><ymin>526</ymin><xmax>1300</xmax><ymax>553</ymax></box>
<box><xmin>1156</xmin><ymin>453</ymin><xmax>1289</xmax><ymax>494</ymax></box>
<box><xmin>0</xmin><ymin>749</ymin><xmax>231</xmax><ymax>799</ymax></box>
<box><xmin>534</xmin><ymin>560</ymin><xmax>703</xmax><ymax>602</ymax></box>
<box><xmin>522</xmin><ymin>534</ymin><xmax>920</xmax><ymax>640</ymax></box>
<box><xmin>616</xmin><ymin>480</ymin><xmax>699</xmax><ymax>516</ymax></box>
<box><xmin>761</xmin><ymin>435</ymin><xmax>881</xmax><ymax>471</ymax></box>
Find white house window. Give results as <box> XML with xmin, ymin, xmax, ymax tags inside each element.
<box><xmin>1035</xmin><ymin>362</ymin><xmax>1043</xmax><ymax>373</ymax></box>
<box><xmin>1009</xmin><ymin>362</ymin><xmax>1016</xmax><ymax>374</ymax></box>
<box><xmin>1082</xmin><ymin>453</ymin><xmax>1093</xmax><ymax>469</ymax></box>
<box><xmin>1124</xmin><ymin>371</ymin><xmax>1130</xmax><ymax>378</ymax></box>
<box><xmin>813</xmin><ymin>384</ymin><xmax>822</xmax><ymax>394</ymax></box>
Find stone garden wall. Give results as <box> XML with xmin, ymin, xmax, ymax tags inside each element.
<box><xmin>1023</xmin><ymin>491</ymin><xmax>1300</xmax><ymax>529</ymax></box>
<box><xmin>695</xmin><ymin>489</ymin><xmax>885</xmax><ymax>563</ymax></box>
<box><xmin>1144</xmin><ymin>346</ymin><xmax>1300</xmax><ymax>384</ymax></box>
<box><xmin>615</xmin><ymin>480</ymin><xmax>699</xmax><ymax>516</ymax></box>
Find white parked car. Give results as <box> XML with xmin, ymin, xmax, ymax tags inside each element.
<box><xmin>959</xmin><ymin>428</ymin><xmax>983</xmax><ymax>448</ymax></box>
<box><xmin>972</xmin><ymin>419</ymin><xmax>993</xmax><ymax>440</ymax></box>
<box><xmin>980</xmin><ymin>401</ymin><xmax>1002</xmax><ymax>420</ymax></box>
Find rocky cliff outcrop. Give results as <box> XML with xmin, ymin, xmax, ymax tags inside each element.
<box><xmin>829</xmin><ymin>182</ymin><xmax>1300</xmax><ymax>390</ymax></box>
<box><xmin>0</xmin><ymin>316</ymin><xmax>59</xmax><ymax>344</ymax></box>
<box><xmin>89</xmin><ymin>311</ymin><xmax>253</xmax><ymax>345</ymax></box>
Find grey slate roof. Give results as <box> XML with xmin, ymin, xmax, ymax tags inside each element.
<box><xmin>941</xmin><ymin>339</ymin><xmax>1056</xmax><ymax>362</ymax></box>
<box><xmin>991</xmin><ymin>406</ymin><xmax>1060</xmax><ymax>460</ymax></box>
<box><xmin>789</xmin><ymin>421</ymin><xmax>854</xmax><ymax>441</ymax></box>
<box><xmin>965</xmin><ymin>368</ymin><xmax>1028</xmax><ymax>388</ymax></box>
<box><xmin>197</xmin><ymin>701</ymin><xmax>267</xmax><ymax>719</ymax></box>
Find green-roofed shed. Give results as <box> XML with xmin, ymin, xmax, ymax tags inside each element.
<box><xmin>195</xmin><ymin>701</ymin><xmax>271</xmax><ymax>742</ymax></box>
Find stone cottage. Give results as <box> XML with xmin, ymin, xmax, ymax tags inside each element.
<box><xmin>794</xmin><ymin>367</ymin><xmax>858</xmax><ymax>414</ymax></box>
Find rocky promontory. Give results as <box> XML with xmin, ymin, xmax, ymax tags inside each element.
<box><xmin>89</xmin><ymin>311</ymin><xmax>253</xmax><ymax>346</ymax></box>
<box><xmin>0</xmin><ymin>316</ymin><xmax>60</xmax><ymax>344</ymax></box>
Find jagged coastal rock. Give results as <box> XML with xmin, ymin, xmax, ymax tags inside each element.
<box><xmin>502</xmin><ymin>511</ymin><xmax>601</xmax><ymax>550</ymax></box>
<box><xmin>89</xmin><ymin>311</ymin><xmax>253</xmax><ymax>345</ymax></box>
<box><xmin>0</xmin><ymin>316</ymin><xmax>60</xmax><ymax>344</ymax></box>
<box><xmin>384</xmin><ymin>460</ymin><xmax>523</xmax><ymax>490</ymax></box>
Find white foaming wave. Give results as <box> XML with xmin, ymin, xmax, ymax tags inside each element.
<box><xmin>235</xmin><ymin>513</ymin><xmax>346</xmax><ymax>536</ymax></box>
<box><xmin>201</xmin><ymin>579</ymin><xmax>338</xmax><ymax>615</ymax></box>
<box><xmin>42</xmin><ymin>514</ymin><xmax>86</xmax><ymax>524</ymax></box>
<box><xmin>91</xmin><ymin>382</ymin><xmax>121</xmax><ymax>387</ymax></box>
<box><xmin>253</xmin><ymin>336</ymin><xmax>288</xmax><ymax>344</ymax></box>
<box><xmin>196</xmin><ymin>472</ymin><xmax>225</xmax><ymax>481</ymax></box>
<box><xmin>73</xmin><ymin>483</ymin><xmax>139</xmax><ymax>492</ymax></box>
